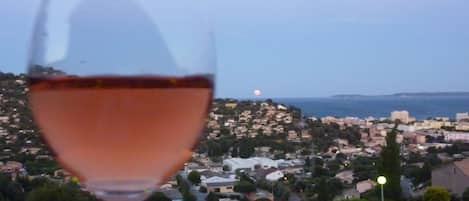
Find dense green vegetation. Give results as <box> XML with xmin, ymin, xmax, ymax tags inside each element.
<box><xmin>187</xmin><ymin>171</ymin><xmax>201</xmax><ymax>185</ymax></box>
<box><xmin>205</xmin><ymin>192</ymin><xmax>219</xmax><ymax>201</ymax></box>
<box><xmin>352</xmin><ymin>156</ymin><xmax>378</xmax><ymax>182</ymax></box>
<box><xmin>0</xmin><ymin>173</ymin><xmax>98</xmax><ymax>201</ymax></box>
<box><xmin>423</xmin><ymin>187</ymin><xmax>450</xmax><ymax>201</ymax></box>
<box><xmin>463</xmin><ymin>188</ymin><xmax>469</xmax><ymax>201</ymax></box>
<box><xmin>176</xmin><ymin>175</ymin><xmax>196</xmax><ymax>201</ymax></box>
<box><xmin>146</xmin><ymin>192</ymin><xmax>171</xmax><ymax>201</ymax></box>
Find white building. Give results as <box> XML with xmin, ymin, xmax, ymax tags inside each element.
<box><xmin>391</xmin><ymin>111</ymin><xmax>410</xmax><ymax>124</ymax></box>
<box><xmin>265</xmin><ymin>170</ymin><xmax>284</xmax><ymax>182</ymax></box>
<box><xmin>277</xmin><ymin>104</ymin><xmax>288</xmax><ymax>111</ymax></box>
<box><xmin>444</xmin><ymin>131</ymin><xmax>469</xmax><ymax>142</ymax></box>
<box><xmin>456</xmin><ymin>122</ymin><xmax>469</xmax><ymax>131</ymax></box>
<box><xmin>456</xmin><ymin>113</ymin><xmax>469</xmax><ymax>122</ymax></box>
<box><xmin>223</xmin><ymin>157</ymin><xmax>278</xmax><ymax>172</ymax></box>
<box><xmin>397</xmin><ymin>125</ymin><xmax>416</xmax><ymax>132</ymax></box>
<box><xmin>202</xmin><ymin>176</ymin><xmax>238</xmax><ymax>193</ymax></box>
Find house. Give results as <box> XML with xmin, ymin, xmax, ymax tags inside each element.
<box><xmin>335</xmin><ymin>170</ymin><xmax>354</xmax><ymax>185</ymax></box>
<box><xmin>277</xmin><ymin>104</ymin><xmax>288</xmax><ymax>111</ymax></box>
<box><xmin>416</xmin><ymin>135</ymin><xmax>426</xmax><ymax>144</ymax></box>
<box><xmin>432</xmin><ymin>159</ymin><xmax>469</xmax><ymax>196</ymax></box>
<box><xmin>247</xmin><ymin>191</ymin><xmax>273</xmax><ymax>201</ymax></box>
<box><xmin>223</xmin><ymin>157</ymin><xmax>278</xmax><ymax>172</ymax></box>
<box><xmin>456</xmin><ymin>122</ymin><xmax>469</xmax><ymax>131</ymax></box>
<box><xmin>253</xmin><ymin>168</ymin><xmax>277</xmax><ymax>181</ymax></box>
<box><xmin>301</xmin><ymin>130</ymin><xmax>312</xmax><ymax>140</ymax></box>
<box><xmin>334</xmin><ymin>188</ymin><xmax>360</xmax><ymax>201</ymax></box>
<box><xmin>287</xmin><ymin>130</ymin><xmax>299</xmax><ymax>142</ymax></box>
<box><xmin>444</xmin><ymin>131</ymin><xmax>469</xmax><ymax>142</ymax></box>
<box><xmin>209</xmin><ymin>163</ymin><xmax>224</xmax><ymax>173</ymax></box>
<box><xmin>279</xmin><ymin>164</ymin><xmax>304</xmax><ymax>175</ymax></box>
<box><xmin>225</xmin><ymin>103</ymin><xmax>238</xmax><ymax>109</ymax></box>
<box><xmin>265</xmin><ymin>170</ymin><xmax>284</xmax><ymax>182</ymax></box>
<box><xmin>0</xmin><ymin>161</ymin><xmax>23</xmax><ymax>174</ymax></box>
<box><xmin>356</xmin><ymin>180</ymin><xmax>375</xmax><ymax>194</ymax></box>
<box><xmin>199</xmin><ymin>170</ymin><xmax>225</xmax><ymax>181</ymax></box>
<box><xmin>202</xmin><ymin>176</ymin><xmax>238</xmax><ymax>193</ymax></box>
<box><xmin>184</xmin><ymin>162</ymin><xmax>208</xmax><ymax>174</ymax></box>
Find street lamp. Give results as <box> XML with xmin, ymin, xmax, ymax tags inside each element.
<box><xmin>377</xmin><ymin>176</ymin><xmax>387</xmax><ymax>201</ymax></box>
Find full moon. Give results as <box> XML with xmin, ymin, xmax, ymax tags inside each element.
<box><xmin>254</xmin><ymin>89</ymin><xmax>262</xmax><ymax>96</ymax></box>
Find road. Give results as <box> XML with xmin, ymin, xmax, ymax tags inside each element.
<box><xmin>190</xmin><ymin>185</ymin><xmax>207</xmax><ymax>201</ymax></box>
<box><xmin>289</xmin><ymin>193</ymin><xmax>302</xmax><ymax>201</ymax></box>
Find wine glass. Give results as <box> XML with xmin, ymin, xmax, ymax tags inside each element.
<box><xmin>27</xmin><ymin>0</ymin><xmax>216</xmax><ymax>201</ymax></box>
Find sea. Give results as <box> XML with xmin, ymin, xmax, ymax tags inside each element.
<box><xmin>275</xmin><ymin>96</ymin><xmax>469</xmax><ymax>120</ymax></box>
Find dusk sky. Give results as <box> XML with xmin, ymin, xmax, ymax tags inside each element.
<box><xmin>1</xmin><ymin>0</ymin><xmax>469</xmax><ymax>98</ymax></box>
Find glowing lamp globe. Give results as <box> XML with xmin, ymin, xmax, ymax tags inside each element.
<box><xmin>377</xmin><ymin>176</ymin><xmax>387</xmax><ymax>185</ymax></box>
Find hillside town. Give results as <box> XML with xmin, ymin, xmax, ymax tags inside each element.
<box><xmin>1</xmin><ymin>72</ymin><xmax>469</xmax><ymax>201</ymax></box>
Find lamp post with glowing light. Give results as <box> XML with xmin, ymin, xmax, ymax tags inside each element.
<box><xmin>377</xmin><ymin>176</ymin><xmax>387</xmax><ymax>201</ymax></box>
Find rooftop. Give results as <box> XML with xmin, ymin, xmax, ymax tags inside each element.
<box><xmin>454</xmin><ymin>159</ymin><xmax>469</xmax><ymax>177</ymax></box>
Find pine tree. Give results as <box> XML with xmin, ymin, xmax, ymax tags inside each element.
<box><xmin>378</xmin><ymin>125</ymin><xmax>402</xmax><ymax>200</ymax></box>
<box><xmin>239</xmin><ymin>140</ymin><xmax>255</xmax><ymax>158</ymax></box>
<box><xmin>231</xmin><ymin>146</ymin><xmax>239</xmax><ymax>158</ymax></box>
<box><xmin>205</xmin><ymin>192</ymin><xmax>219</xmax><ymax>201</ymax></box>
<box><xmin>188</xmin><ymin>171</ymin><xmax>201</xmax><ymax>185</ymax></box>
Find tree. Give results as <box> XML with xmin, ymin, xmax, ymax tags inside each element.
<box><xmin>301</xmin><ymin>149</ymin><xmax>312</xmax><ymax>156</ymax></box>
<box><xmin>182</xmin><ymin>191</ymin><xmax>196</xmax><ymax>201</ymax></box>
<box><xmin>273</xmin><ymin>182</ymin><xmax>291</xmax><ymax>201</ymax></box>
<box><xmin>239</xmin><ymin>140</ymin><xmax>255</xmax><ymax>158</ymax></box>
<box><xmin>377</xmin><ymin>126</ymin><xmax>402</xmax><ymax>200</ymax></box>
<box><xmin>316</xmin><ymin>177</ymin><xmax>343</xmax><ymax>201</ymax></box>
<box><xmin>25</xmin><ymin>159</ymin><xmax>60</xmax><ymax>175</ymax></box>
<box><xmin>234</xmin><ymin>181</ymin><xmax>256</xmax><ymax>193</ymax></box>
<box><xmin>352</xmin><ymin>156</ymin><xmax>378</xmax><ymax>182</ymax></box>
<box><xmin>423</xmin><ymin>186</ymin><xmax>450</xmax><ymax>201</ymax></box>
<box><xmin>327</xmin><ymin>159</ymin><xmax>342</xmax><ymax>173</ymax></box>
<box><xmin>305</xmin><ymin>157</ymin><xmax>312</xmax><ymax>169</ymax></box>
<box><xmin>188</xmin><ymin>171</ymin><xmax>201</xmax><ymax>185</ymax></box>
<box><xmin>336</xmin><ymin>153</ymin><xmax>347</xmax><ymax>161</ymax></box>
<box><xmin>0</xmin><ymin>174</ymin><xmax>24</xmax><ymax>201</ymax></box>
<box><xmin>231</xmin><ymin>146</ymin><xmax>239</xmax><ymax>157</ymax></box>
<box><xmin>26</xmin><ymin>183</ymin><xmax>99</xmax><ymax>201</ymax></box>
<box><xmin>417</xmin><ymin>162</ymin><xmax>432</xmax><ymax>184</ymax></box>
<box><xmin>462</xmin><ymin>188</ymin><xmax>469</xmax><ymax>201</ymax></box>
<box><xmin>146</xmin><ymin>192</ymin><xmax>171</xmax><ymax>201</ymax></box>
<box><xmin>207</xmin><ymin>141</ymin><xmax>223</xmax><ymax>157</ymax></box>
<box><xmin>206</xmin><ymin>192</ymin><xmax>219</xmax><ymax>201</ymax></box>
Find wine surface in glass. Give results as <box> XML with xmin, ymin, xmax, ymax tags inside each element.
<box><xmin>28</xmin><ymin>75</ymin><xmax>212</xmax><ymax>191</ymax></box>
